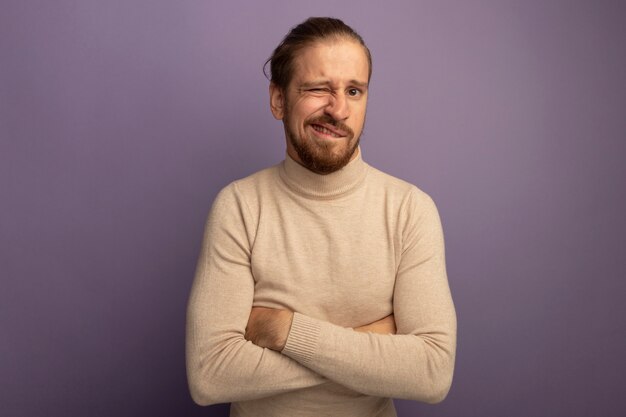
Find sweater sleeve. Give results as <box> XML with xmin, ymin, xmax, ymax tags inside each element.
<box><xmin>186</xmin><ymin>185</ymin><xmax>326</xmax><ymax>406</ymax></box>
<box><xmin>281</xmin><ymin>189</ymin><xmax>457</xmax><ymax>404</ymax></box>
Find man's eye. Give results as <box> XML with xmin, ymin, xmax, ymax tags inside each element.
<box><xmin>347</xmin><ymin>88</ymin><xmax>361</xmax><ymax>97</ymax></box>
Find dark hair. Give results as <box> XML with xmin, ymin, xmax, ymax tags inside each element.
<box><xmin>264</xmin><ymin>17</ymin><xmax>372</xmax><ymax>91</ymax></box>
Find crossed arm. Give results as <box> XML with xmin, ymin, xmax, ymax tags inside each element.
<box><xmin>245</xmin><ymin>308</ymin><xmax>397</xmax><ymax>351</ymax></box>
<box><xmin>186</xmin><ymin>186</ymin><xmax>456</xmax><ymax>405</ymax></box>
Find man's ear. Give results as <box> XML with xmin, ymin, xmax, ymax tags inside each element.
<box><xmin>269</xmin><ymin>83</ymin><xmax>285</xmax><ymax>120</ymax></box>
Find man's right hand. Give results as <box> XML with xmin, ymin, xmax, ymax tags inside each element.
<box><xmin>354</xmin><ymin>314</ymin><xmax>396</xmax><ymax>334</ymax></box>
<box><xmin>245</xmin><ymin>307</ymin><xmax>294</xmax><ymax>351</ymax></box>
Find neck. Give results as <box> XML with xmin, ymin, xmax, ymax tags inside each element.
<box><xmin>279</xmin><ymin>147</ymin><xmax>369</xmax><ymax>199</ymax></box>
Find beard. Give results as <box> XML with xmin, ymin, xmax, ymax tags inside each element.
<box><xmin>285</xmin><ymin>112</ymin><xmax>362</xmax><ymax>175</ymax></box>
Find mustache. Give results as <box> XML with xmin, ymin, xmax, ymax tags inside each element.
<box><xmin>305</xmin><ymin>115</ymin><xmax>354</xmax><ymax>137</ymax></box>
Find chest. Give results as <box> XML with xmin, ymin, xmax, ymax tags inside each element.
<box><xmin>249</xmin><ymin>194</ymin><xmax>401</xmax><ymax>326</ymax></box>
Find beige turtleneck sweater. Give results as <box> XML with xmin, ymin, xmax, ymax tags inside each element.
<box><xmin>186</xmin><ymin>150</ymin><xmax>456</xmax><ymax>417</ymax></box>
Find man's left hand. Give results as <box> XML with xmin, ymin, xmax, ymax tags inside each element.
<box><xmin>245</xmin><ymin>307</ymin><xmax>294</xmax><ymax>351</ymax></box>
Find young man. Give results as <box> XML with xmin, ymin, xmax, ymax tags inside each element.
<box><xmin>186</xmin><ymin>17</ymin><xmax>456</xmax><ymax>417</ymax></box>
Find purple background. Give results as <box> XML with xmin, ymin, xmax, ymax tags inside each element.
<box><xmin>2</xmin><ymin>1</ymin><xmax>625</xmax><ymax>416</ymax></box>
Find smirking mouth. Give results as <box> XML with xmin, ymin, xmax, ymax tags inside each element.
<box><xmin>307</xmin><ymin>116</ymin><xmax>353</xmax><ymax>139</ymax></box>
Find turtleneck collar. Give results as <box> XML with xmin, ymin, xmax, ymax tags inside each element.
<box><xmin>278</xmin><ymin>148</ymin><xmax>369</xmax><ymax>200</ymax></box>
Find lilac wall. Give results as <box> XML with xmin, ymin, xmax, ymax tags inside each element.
<box><xmin>2</xmin><ymin>1</ymin><xmax>625</xmax><ymax>416</ymax></box>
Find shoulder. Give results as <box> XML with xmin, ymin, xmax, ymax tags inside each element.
<box><xmin>366</xmin><ymin>166</ymin><xmax>444</xmax><ymax>249</ymax></box>
<box><xmin>211</xmin><ymin>163</ymin><xmax>281</xmax><ymax>217</ymax></box>
<box><xmin>232</xmin><ymin>164</ymin><xmax>280</xmax><ymax>193</ymax></box>
<box><xmin>366</xmin><ymin>164</ymin><xmax>436</xmax><ymax>209</ymax></box>
<box><xmin>215</xmin><ymin>164</ymin><xmax>279</xmax><ymax>198</ymax></box>
<box><xmin>364</xmin><ymin>164</ymin><xmax>442</xmax><ymax>239</ymax></box>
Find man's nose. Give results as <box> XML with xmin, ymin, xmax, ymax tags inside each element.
<box><xmin>324</xmin><ymin>93</ymin><xmax>350</xmax><ymax>121</ymax></box>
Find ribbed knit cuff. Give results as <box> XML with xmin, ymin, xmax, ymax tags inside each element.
<box><xmin>281</xmin><ymin>312</ymin><xmax>321</xmax><ymax>367</ymax></box>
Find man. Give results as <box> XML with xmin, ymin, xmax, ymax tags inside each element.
<box><xmin>186</xmin><ymin>17</ymin><xmax>456</xmax><ymax>417</ymax></box>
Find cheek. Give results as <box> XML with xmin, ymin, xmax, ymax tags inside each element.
<box><xmin>299</xmin><ymin>97</ymin><xmax>330</xmax><ymax>115</ymax></box>
<box><xmin>354</xmin><ymin>108</ymin><xmax>367</xmax><ymax>126</ymax></box>
<box><xmin>351</xmin><ymin>110</ymin><xmax>366</xmax><ymax>127</ymax></box>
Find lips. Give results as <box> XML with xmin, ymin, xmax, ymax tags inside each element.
<box><xmin>310</xmin><ymin>123</ymin><xmax>347</xmax><ymax>138</ymax></box>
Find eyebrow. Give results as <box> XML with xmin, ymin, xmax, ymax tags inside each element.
<box><xmin>298</xmin><ymin>79</ymin><xmax>369</xmax><ymax>89</ymax></box>
<box><xmin>350</xmin><ymin>80</ymin><xmax>369</xmax><ymax>88</ymax></box>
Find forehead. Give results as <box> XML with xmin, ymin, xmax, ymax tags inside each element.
<box><xmin>290</xmin><ymin>39</ymin><xmax>369</xmax><ymax>85</ymax></box>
